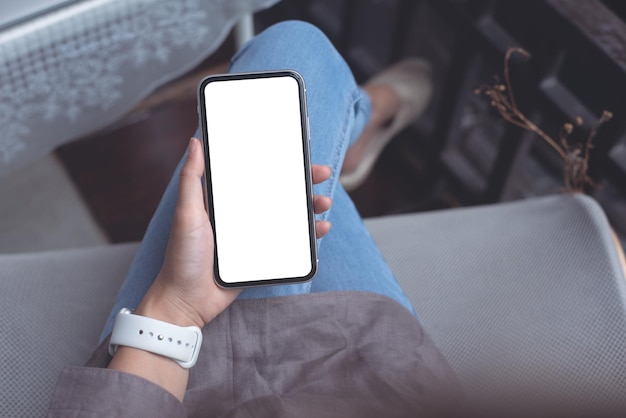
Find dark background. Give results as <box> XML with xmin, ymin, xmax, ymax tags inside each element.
<box><xmin>58</xmin><ymin>0</ymin><xmax>626</xmax><ymax>246</ymax></box>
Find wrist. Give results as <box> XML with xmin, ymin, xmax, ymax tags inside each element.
<box><xmin>136</xmin><ymin>281</ymin><xmax>206</xmax><ymax>329</ymax></box>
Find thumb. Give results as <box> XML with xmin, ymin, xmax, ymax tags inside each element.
<box><xmin>177</xmin><ymin>137</ymin><xmax>206</xmax><ymax>214</ymax></box>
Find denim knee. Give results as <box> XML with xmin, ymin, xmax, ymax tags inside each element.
<box><xmin>230</xmin><ymin>20</ymin><xmax>338</xmax><ymax>70</ymax></box>
<box><xmin>259</xmin><ymin>20</ymin><xmax>330</xmax><ymax>46</ymax></box>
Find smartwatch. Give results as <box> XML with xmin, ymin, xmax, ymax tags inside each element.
<box><xmin>108</xmin><ymin>308</ymin><xmax>203</xmax><ymax>368</ymax></box>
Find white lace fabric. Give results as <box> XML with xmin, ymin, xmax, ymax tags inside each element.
<box><xmin>0</xmin><ymin>0</ymin><xmax>278</xmax><ymax>177</ymax></box>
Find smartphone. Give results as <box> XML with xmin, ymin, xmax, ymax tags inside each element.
<box><xmin>198</xmin><ymin>70</ymin><xmax>317</xmax><ymax>288</ymax></box>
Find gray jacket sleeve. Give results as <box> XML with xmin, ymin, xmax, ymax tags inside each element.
<box><xmin>47</xmin><ymin>367</ymin><xmax>185</xmax><ymax>417</ymax></box>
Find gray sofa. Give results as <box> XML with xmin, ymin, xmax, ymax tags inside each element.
<box><xmin>1</xmin><ymin>193</ymin><xmax>625</xmax><ymax>416</ymax></box>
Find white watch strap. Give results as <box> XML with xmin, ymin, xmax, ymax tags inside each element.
<box><xmin>108</xmin><ymin>308</ymin><xmax>203</xmax><ymax>368</ymax></box>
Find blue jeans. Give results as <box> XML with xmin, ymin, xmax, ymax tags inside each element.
<box><xmin>100</xmin><ymin>21</ymin><xmax>415</xmax><ymax>343</ymax></box>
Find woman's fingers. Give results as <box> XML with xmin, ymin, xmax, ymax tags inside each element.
<box><xmin>312</xmin><ymin>165</ymin><xmax>331</xmax><ymax>184</ymax></box>
<box><xmin>314</xmin><ymin>195</ymin><xmax>332</xmax><ymax>214</ymax></box>
<box><xmin>311</xmin><ymin>166</ymin><xmax>332</xmax><ymax>232</ymax></box>
<box><xmin>315</xmin><ymin>220</ymin><xmax>331</xmax><ymax>238</ymax></box>
<box><xmin>313</xmin><ymin>195</ymin><xmax>332</xmax><ymax>238</ymax></box>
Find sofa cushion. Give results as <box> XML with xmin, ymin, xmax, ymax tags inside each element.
<box><xmin>0</xmin><ymin>243</ymin><xmax>138</xmax><ymax>417</ymax></box>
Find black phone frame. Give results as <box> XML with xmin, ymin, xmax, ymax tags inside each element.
<box><xmin>198</xmin><ymin>70</ymin><xmax>318</xmax><ymax>289</ymax></box>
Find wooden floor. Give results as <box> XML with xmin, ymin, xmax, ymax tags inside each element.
<box><xmin>56</xmin><ymin>39</ymin><xmax>441</xmax><ymax>243</ymax></box>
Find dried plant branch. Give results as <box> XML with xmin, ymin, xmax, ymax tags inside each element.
<box><xmin>475</xmin><ymin>47</ymin><xmax>613</xmax><ymax>193</ymax></box>
<box><xmin>504</xmin><ymin>48</ymin><xmax>524</xmax><ymax>112</ymax></box>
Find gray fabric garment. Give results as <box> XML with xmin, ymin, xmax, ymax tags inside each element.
<box><xmin>366</xmin><ymin>193</ymin><xmax>626</xmax><ymax>415</ymax></box>
<box><xmin>47</xmin><ymin>292</ymin><xmax>464</xmax><ymax>418</ymax></box>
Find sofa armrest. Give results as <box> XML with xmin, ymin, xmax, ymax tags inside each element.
<box><xmin>366</xmin><ymin>194</ymin><xmax>626</xmax><ymax>414</ymax></box>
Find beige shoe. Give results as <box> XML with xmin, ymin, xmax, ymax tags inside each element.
<box><xmin>340</xmin><ymin>59</ymin><xmax>433</xmax><ymax>191</ymax></box>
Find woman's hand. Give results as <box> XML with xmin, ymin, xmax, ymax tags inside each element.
<box><xmin>110</xmin><ymin>137</ymin><xmax>332</xmax><ymax>400</ymax></box>
<box><xmin>136</xmin><ymin>137</ymin><xmax>333</xmax><ymax>329</ymax></box>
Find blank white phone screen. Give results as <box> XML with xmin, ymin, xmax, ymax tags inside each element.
<box><xmin>203</xmin><ymin>76</ymin><xmax>314</xmax><ymax>284</ymax></box>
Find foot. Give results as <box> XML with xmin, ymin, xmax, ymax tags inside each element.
<box><xmin>342</xmin><ymin>85</ymin><xmax>401</xmax><ymax>175</ymax></box>
<box><xmin>340</xmin><ymin>59</ymin><xmax>433</xmax><ymax>191</ymax></box>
